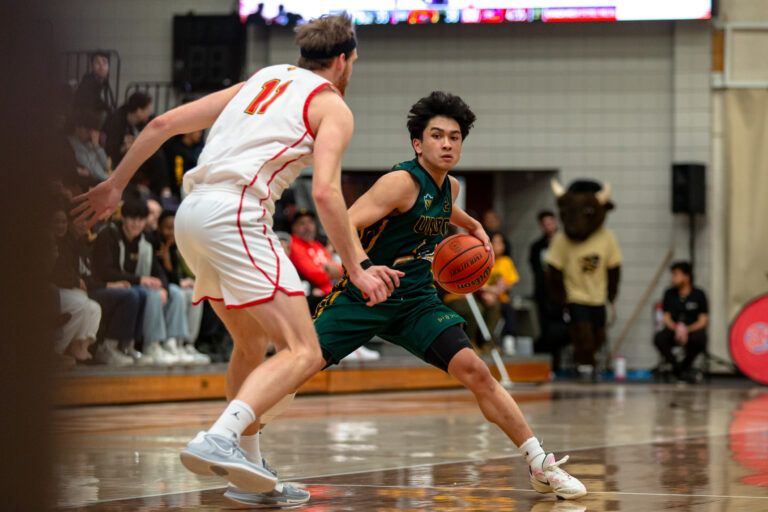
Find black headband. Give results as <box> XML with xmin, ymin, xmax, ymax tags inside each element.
<box><xmin>300</xmin><ymin>37</ymin><xmax>357</xmax><ymax>60</ymax></box>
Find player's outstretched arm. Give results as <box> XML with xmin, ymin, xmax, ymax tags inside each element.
<box><xmin>309</xmin><ymin>92</ymin><xmax>403</xmax><ymax>305</ymax></box>
<box><xmin>448</xmin><ymin>176</ymin><xmax>490</xmax><ymax>247</ymax></box>
<box><xmin>71</xmin><ymin>82</ymin><xmax>244</xmax><ymax>227</ymax></box>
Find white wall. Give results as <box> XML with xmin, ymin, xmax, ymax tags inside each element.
<box><xmin>54</xmin><ymin>4</ymin><xmax>715</xmax><ymax>367</ymax></box>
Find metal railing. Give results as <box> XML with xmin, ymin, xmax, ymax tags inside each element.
<box><xmin>61</xmin><ymin>49</ymin><xmax>121</xmax><ymax>109</ymax></box>
<box><xmin>124</xmin><ymin>81</ymin><xmax>195</xmax><ymax>114</ymax></box>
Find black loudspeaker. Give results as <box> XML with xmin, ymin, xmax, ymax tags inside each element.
<box><xmin>672</xmin><ymin>163</ymin><xmax>706</xmax><ymax>214</ymax></box>
<box><xmin>173</xmin><ymin>15</ymin><xmax>245</xmax><ymax>92</ymax></box>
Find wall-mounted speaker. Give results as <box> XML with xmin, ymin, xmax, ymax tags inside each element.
<box><xmin>173</xmin><ymin>14</ymin><xmax>245</xmax><ymax>92</ymax></box>
<box><xmin>672</xmin><ymin>163</ymin><xmax>706</xmax><ymax>214</ymax></box>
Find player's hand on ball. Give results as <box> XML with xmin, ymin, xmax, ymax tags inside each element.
<box><xmin>469</xmin><ymin>225</ymin><xmax>491</xmax><ymax>252</ymax></box>
<box><xmin>71</xmin><ymin>177</ymin><xmax>124</xmax><ymax>229</ymax></box>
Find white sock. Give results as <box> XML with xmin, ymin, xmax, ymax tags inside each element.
<box><xmin>519</xmin><ymin>437</ymin><xmax>546</xmax><ymax>470</ymax></box>
<box><xmin>240</xmin><ymin>432</ymin><xmax>263</xmax><ymax>465</ymax></box>
<box><xmin>208</xmin><ymin>400</ymin><xmax>256</xmax><ymax>441</ymax></box>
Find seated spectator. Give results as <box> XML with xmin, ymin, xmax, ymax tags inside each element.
<box><xmin>157</xmin><ymin>211</ymin><xmax>209</xmax><ymax>364</ymax></box>
<box><xmin>102</xmin><ymin>92</ymin><xmax>153</xmax><ymax>165</ymax></box>
<box><xmin>482</xmin><ymin>208</ymin><xmax>512</xmax><ymax>257</ymax></box>
<box><xmin>487</xmin><ymin>232</ymin><xmax>520</xmax><ymax>344</ymax></box>
<box><xmin>654</xmin><ymin>261</ymin><xmax>709</xmax><ymax>383</ymax></box>
<box><xmin>68</xmin><ymin>110</ymin><xmax>110</xmax><ymax>183</ymax></box>
<box><xmin>91</xmin><ymin>198</ymin><xmax>189</xmax><ymax>365</ymax></box>
<box><xmin>72</xmin><ymin>51</ymin><xmax>115</xmax><ymax>118</ymax></box>
<box><xmin>51</xmin><ymin>201</ymin><xmax>101</xmax><ymax>363</ymax></box>
<box><xmin>289</xmin><ymin>209</ymin><xmax>343</xmax><ymax>308</ymax></box>
<box><xmin>103</xmin><ymin>92</ymin><xmax>169</xmax><ymax>197</ymax></box>
<box><xmin>163</xmin><ymin>129</ymin><xmax>204</xmax><ymax>198</ymax></box>
<box><xmin>57</xmin><ymin>207</ymin><xmax>146</xmax><ymax>367</ymax></box>
<box><xmin>273</xmin><ymin>188</ymin><xmax>299</xmax><ymax>233</ymax></box>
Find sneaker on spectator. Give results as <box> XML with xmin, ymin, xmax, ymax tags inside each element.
<box><xmin>342</xmin><ymin>346</ymin><xmax>380</xmax><ymax>363</ymax></box>
<box><xmin>94</xmin><ymin>339</ymin><xmax>134</xmax><ymax>367</ymax></box>
<box><xmin>164</xmin><ymin>338</ymin><xmax>195</xmax><ymax>365</ymax></box>
<box><xmin>355</xmin><ymin>346</ymin><xmax>381</xmax><ymax>361</ymax></box>
<box><xmin>145</xmin><ymin>341</ymin><xmax>178</xmax><ymax>366</ymax></box>
<box><xmin>183</xmin><ymin>344</ymin><xmax>211</xmax><ymax>365</ymax></box>
<box><xmin>124</xmin><ymin>343</ymin><xmax>155</xmax><ymax>366</ymax></box>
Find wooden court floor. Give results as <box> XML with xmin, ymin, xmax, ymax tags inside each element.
<box><xmin>55</xmin><ymin>383</ymin><xmax>768</xmax><ymax>511</ymax></box>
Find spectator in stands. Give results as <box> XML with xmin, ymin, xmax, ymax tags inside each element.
<box><xmin>654</xmin><ymin>261</ymin><xmax>709</xmax><ymax>383</ymax></box>
<box><xmin>68</xmin><ymin>110</ymin><xmax>110</xmax><ymax>183</ymax></box>
<box><xmin>289</xmin><ymin>209</ymin><xmax>343</xmax><ymax>300</ymax></box>
<box><xmin>51</xmin><ymin>201</ymin><xmax>101</xmax><ymax>364</ymax></box>
<box><xmin>276</xmin><ymin>230</ymin><xmax>293</xmax><ymax>258</ymax></box>
<box><xmin>287</xmin><ymin>211</ymin><xmax>378</xmax><ymax>360</ymax></box>
<box><xmin>100</xmin><ymin>98</ymin><xmax>172</xmax><ymax>200</ymax></box>
<box><xmin>482</xmin><ymin>209</ymin><xmax>502</xmax><ymax>234</ymax></box>
<box><xmin>73</xmin><ymin>51</ymin><xmax>115</xmax><ymax>117</ymax></box>
<box><xmin>157</xmin><ymin>211</ymin><xmax>209</xmax><ymax>364</ymax></box>
<box><xmin>487</xmin><ymin>232</ymin><xmax>520</xmax><ymax>347</ymax></box>
<box><xmin>482</xmin><ymin>208</ymin><xmax>512</xmax><ymax>257</ymax></box>
<box><xmin>273</xmin><ymin>188</ymin><xmax>299</xmax><ymax>233</ymax></box>
<box><xmin>529</xmin><ymin>209</ymin><xmax>569</xmax><ymax>370</ymax></box>
<box><xmin>91</xmin><ymin>198</ymin><xmax>188</xmax><ymax>365</ymax></box>
<box><xmin>163</xmin><ymin>130</ymin><xmax>204</xmax><ymax>198</ymax></box>
<box><xmin>101</xmin><ymin>94</ymin><xmax>158</xmax><ymax>185</ymax></box>
<box><xmin>54</xmin><ymin>202</ymin><xmax>145</xmax><ymax>366</ymax></box>
<box><xmin>530</xmin><ymin>210</ymin><xmax>558</xmax><ymax>325</ymax></box>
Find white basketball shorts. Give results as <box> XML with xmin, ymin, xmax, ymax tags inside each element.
<box><xmin>175</xmin><ymin>184</ymin><xmax>305</xmax><ymax>308</ymax></box>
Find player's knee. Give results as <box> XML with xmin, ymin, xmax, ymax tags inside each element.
<box><xmin>291</xmin><ymin>342</ymin><xmax>323</xmax><ymax>373</ymax></box>
<box><xmin>456</xmin><ymin>356</ymin><xmax>495</xmax><ymax>392</ymax></box>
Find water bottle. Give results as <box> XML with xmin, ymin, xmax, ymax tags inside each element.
<box><xmin>614</xmin><ymin>356</ymin><xmax>627</xmax><ymax>381</ymax></box>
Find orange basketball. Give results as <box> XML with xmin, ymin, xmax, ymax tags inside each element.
<box><xmin>432</xmin><ymin>234</ymin><xmax>494</xmax><ymax>294</ymax></box>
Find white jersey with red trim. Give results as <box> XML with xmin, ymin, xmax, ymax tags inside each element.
<box><xmin>183</xmin><ymin>64</ymin><xmax>333</xmax><ymax>224</ymax></box>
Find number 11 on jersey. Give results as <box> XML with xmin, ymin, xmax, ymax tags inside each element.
<box><xmin>244</xmin><ymin>79</ymin><xmax>293</xmax><ymax>115</ymax></box>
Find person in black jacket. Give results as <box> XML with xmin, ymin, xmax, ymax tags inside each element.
<box><xmin>72</xmin><ymin>51</ymin><xmax>115</xmax><ymax>117</ymax></box>
<box><xmin>91</xmin><ymin>198</ymin><xmax>188</xmax><ymax>365</ymax></box>
<box><xmin>163</xmin><ymin>130</ymin><xmax>204</xmax><ymax>198</ymax></box>
<box><xmin>654</xmin><ymin>261</ymin><xmax>709</xmax><ymax>382</ymax></box>
<box><xmin>102</xmin><ymin>92</ymin><xmax>169</xmax><ymax>197</ymax></box>
<box><xmin>529</xmin><ymin>209</ymin><xmax>568</xmax><ymax>370</ymax></box>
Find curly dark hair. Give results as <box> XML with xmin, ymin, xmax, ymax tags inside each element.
<box><xmin>406</xmin><ymin>91</ymin><xmax>476</xmax><ymax>143</ymax></box>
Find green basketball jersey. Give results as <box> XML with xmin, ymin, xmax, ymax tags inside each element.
<box><xmin>356</xmin><ymin>158</ymin><xmax>453</xmax><ymax>299</ymax></box>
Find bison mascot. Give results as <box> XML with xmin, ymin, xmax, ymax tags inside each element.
<box><xmin>545</xmin><ymin>179</ymin><xmax>622</xmax><ymax>381</ymax></box>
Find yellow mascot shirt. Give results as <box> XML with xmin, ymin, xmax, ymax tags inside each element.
<box><xmin>545</xmin><ymin>227</ymin><xmax>622</xmax><ymax>306</ymax></box>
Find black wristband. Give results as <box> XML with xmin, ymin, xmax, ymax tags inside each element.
<box><xmin>360</xmin><ymin>259</ymin><xmax>373</xmax><ymax>270</ymax></box>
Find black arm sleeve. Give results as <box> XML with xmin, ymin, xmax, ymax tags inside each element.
<box><xmin>545</xmin><ymin>265</ymin><xmax>567</xmax><ymax>306</ymax></box>
<box><xmin>607</xmin><ymin>266</ymin><xmax>621</xmax><ymax>303</ymax></box>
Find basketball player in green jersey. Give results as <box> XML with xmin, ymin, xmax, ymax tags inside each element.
<box><xmin>225</xmin><ymin>92</ymin><xmax>587</xmax><ymax>507</ymax></box>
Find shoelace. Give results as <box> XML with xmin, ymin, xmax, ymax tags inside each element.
<box><xmin>544</xmin><ymin>455</ymin><xmax>570</xmax><ymax>472</ymax></box>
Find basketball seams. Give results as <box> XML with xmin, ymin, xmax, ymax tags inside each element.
<box><xmin>432</xmin><ymin>234</ymin><xmax>495</xmax><ymax>294</ymax></box>
<box><xmin>435</xmin><ymin>242</ymin><xmax>486</xmax><ymax>283</ymax></box>
<box><xmin>441</xmin><ymin>249</ymin><xmax>493</xmax><ymax>285</ymax></box>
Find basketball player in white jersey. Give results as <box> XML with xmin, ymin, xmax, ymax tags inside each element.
<box><xmin>74</xmin><ymin>14</ymin><xmax>403</xmax><ymax>505</ymax></box>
